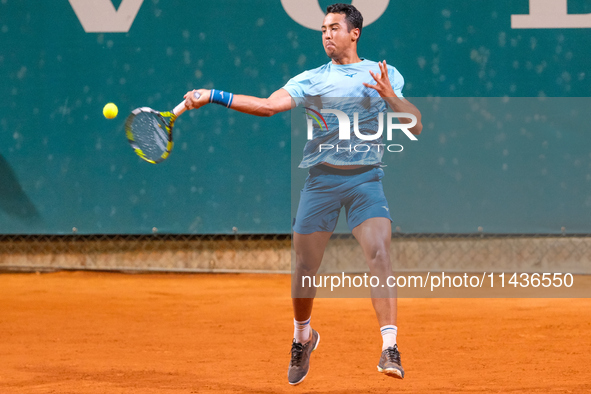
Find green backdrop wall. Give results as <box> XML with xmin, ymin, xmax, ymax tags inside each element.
<box><xmin>1</xmin><ymin>0</ymin><xmax>590</xmax><ymax>234</ymax></box>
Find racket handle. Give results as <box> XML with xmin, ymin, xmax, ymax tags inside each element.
<box><xmin>173</xmin><ymin>91</ymin><xmax>202</xmax><ymax>116</ymax></box>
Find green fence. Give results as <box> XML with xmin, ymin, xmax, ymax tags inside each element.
<box><xmin>1</xmin><ymin>0</ymin><xmax>590</xmax><ymax>234</ymax></box>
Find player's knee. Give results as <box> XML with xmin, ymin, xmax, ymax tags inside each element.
<box><xmin>365</xmin><ymin>247</ymin><xmax>391</xmax><ymax>272</ymax></box>
<box><xmin>295</xmin><ymin>254</ymin><xmax>321</xmax><ymax>275</ymax></box>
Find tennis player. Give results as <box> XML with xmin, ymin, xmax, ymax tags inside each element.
<box><xmin>184</xmin><ymin>3</ymin><xmax>422</xmax><ymax>385</ymax></box>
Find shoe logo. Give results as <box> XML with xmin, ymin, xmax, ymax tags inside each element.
<box><xmin>345</xmin><ymin>73</ymin><xmax>357</xmax><ymax>78</ymax></box>
<box><xmin>382</xmin><ymin>206</ymin><xmax>389</xmax><ymax>211</ymax></box>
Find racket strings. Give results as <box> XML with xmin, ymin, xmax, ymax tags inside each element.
<box><xmin>129</xmin><ymin>112</ymin><xmax>171</xmax><ymax>162</ymax></box>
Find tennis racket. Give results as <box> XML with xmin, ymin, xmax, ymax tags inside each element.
<box><xmin>125</xmin><ymin>91</ymin><xmax>200</xmax><ymax>164</ymax></box>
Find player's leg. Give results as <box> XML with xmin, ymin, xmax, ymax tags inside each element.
<box><xmin>346</xmin><ymin>169</ymin><xmax>397</xmax><ymax>322</ymax></box>
<box><xmin>292</xmin><ymin>230</ymin><xmax>333</xmax><ymax>320</ymax></box>
<box><xmin>288</xmin><ymin>231</ymin><xmax>330</xmax><ymax>386</ymax></box>
<box><xmin>288</xmin><ymin>166</ymin><xmax>341</xmax><ymax>385</ymax></box>
<box><xmin>351</xmin><ymin>217</ymin><xmax>396</xmax><ymax>326</ymax></box>
<box><xmin>352</xmin><ymin>217</ymin><xmax>404</xmax><ymax>379</ymax></box>
<box><xmin>291</xmin><ymin>166</ymin><xmax>341</xmax><ymax>321</ymax></box>
<box><xmin>347</xmin><ymin>168</ymin><xmax>404</xmax><ymax>379</ymax></box>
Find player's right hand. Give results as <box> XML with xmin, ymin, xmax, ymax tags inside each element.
<box><xmin>184</xmin><ymin>89</ymin><xmax>210</xmax><ymax>110</ymax></box>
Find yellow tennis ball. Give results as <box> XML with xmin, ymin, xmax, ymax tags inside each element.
<box><xmin>103</xmin><ymin>103</ymin><xmax>118</xmax><ymax>119</ymax></box>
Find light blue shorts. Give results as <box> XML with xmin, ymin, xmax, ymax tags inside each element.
<box><xmin>293</xmin><ymin>165</ymin><xmax>392</xmax><ymax>234</ymax></box>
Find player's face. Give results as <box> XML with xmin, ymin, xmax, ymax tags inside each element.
<box><xmin>321</xmin><ymin>13</ymin><xmax>359</xmax><ymax>58</ymax></box>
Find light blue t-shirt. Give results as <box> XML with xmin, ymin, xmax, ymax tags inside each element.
<box><xmin>283</xmin><ymin>59</ymin><xmax>405</xmax><ymax>168</ymax></box>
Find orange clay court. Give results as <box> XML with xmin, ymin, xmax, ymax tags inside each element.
<box><xmin>1</xmin><ymin>271</ymin><xmax>590</xmax><ymax>393</ymax></box>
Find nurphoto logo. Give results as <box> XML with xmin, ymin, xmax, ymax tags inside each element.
<box><xmin>305</xmin><ymin>108</ymin><xmax>418</xmax><ymax>153</ymax></box>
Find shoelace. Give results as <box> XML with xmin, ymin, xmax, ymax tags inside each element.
<box><xmin>385</xmin><ymin>347</ymin><xmax>401</xmax><ymax>364</ymax></box>
<box><xmin>290</xmin><ymin>341</ymin><xmax>305</xmax><ymax>366</ymax></box>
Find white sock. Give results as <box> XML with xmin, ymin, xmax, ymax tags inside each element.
<box><xmin>381</xmin><ymin>325</ymin><xmax>397</xmax><ymax>351</ymax></box>
<box><xmin>294</xmin><ymin>317</ymin><xmax>311</xmax><ymax>344</ymax></box>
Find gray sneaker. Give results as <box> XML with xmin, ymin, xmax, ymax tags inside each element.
<box><xmin>287</xmin><ymin>329</ymin><xmax>320</xmax><ymax>385</ymax></box>
<box><xmin>377</xmin><ymin>344</ymin><xmax>404</xmax><ymax>379</ymax></box>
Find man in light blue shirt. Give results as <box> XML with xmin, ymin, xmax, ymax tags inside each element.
<box><xmin>184</xmin><ymin>2</ymin><xmax>422</xmax><ymax>385</ymax></box>
<box><xmin>284</xmin><ymin>61</ymin><xmax>405</xmax><ymax>168</ymax></box>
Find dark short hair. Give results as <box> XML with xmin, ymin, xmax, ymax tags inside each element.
<box><xmin>326</xmin><ymin>3</ymin><xmax>363</xmax><ymax>40</ymax></box>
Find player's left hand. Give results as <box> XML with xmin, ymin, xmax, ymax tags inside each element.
<box><xmin>363</xmin><ymin>60</ymin><xmax>397</xmax><ymax>98</ymax></box>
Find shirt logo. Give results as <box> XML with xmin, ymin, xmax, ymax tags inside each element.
<box><xmin>345</xmin><ymin>73</ymin><xmax>357</xmax><ymax>78</ymax></box>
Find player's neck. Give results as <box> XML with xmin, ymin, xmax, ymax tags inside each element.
<box><xmin>330</xmin><ymin>52</ymin><xmax>362</xmax><ymax>65</ymax></box>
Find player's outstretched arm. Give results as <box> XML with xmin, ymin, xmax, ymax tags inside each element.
<box><xmin>183</xmin><ymin>88</ymin><xmax>293</xmax><ymax>117</ymax></box>
<box><xmin>363</xmin><ymin>60</ymin><xmax>423</xmax><ymax>135</ymax></box>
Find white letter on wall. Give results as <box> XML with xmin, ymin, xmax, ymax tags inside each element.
<box><xmin>69</xmin><ymin>0</ymin><xmax>144</xmax><ymax>33</ymax></box>
<box><xmin>512</xmin><ymin>0</ymin><xmax>591</xmax><ymax>28</ymax></box>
